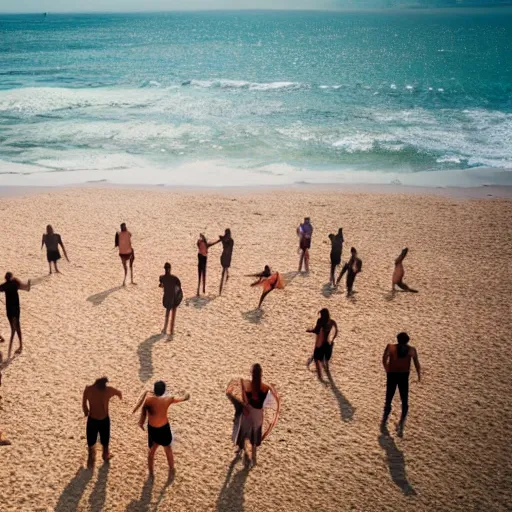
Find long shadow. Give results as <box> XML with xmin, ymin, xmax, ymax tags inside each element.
<box><xmin>87</xmin><ymin>286</ymin><xmax>123</xmax><ymax>306</ymax></box>
<box><xmin>216</xmin><ymin>452</ymin><xmax>250</xmax><ymax>512</ymax></box>
<box><xmin>89</xmin><ymin>462</ymin><xmax>110</xmax><ymax>512</ymax></box>
<box><xmin>0</xmin><ymin>352</ymin><xmax>20</xmax><ymax>371</ymax></box>
<box><xmin>242</xmin><ymin>308</ymin><xmax>263</xmax><ymax>325</ymax></box>
<box><xmin>138</xmin><ymin>333</ymin><xmax>165</xmax><ymax>382</ymax></box>
<box><xmin>281</xmin><ymin>271</ymin><xmax>299</xmax><ymax>286</ymax></box>
<box><xmin>54</xmin><ymin>467</ymin><xmax>92</xmax><ymax>512</ymax></box>
<box><xmin>326</xmin><ymin>369</ymin><xmax>355</xmax><ymax>422</ymax></box>
<box><xmin>126</xmin><ymin>477</ymin><xmax>154</xmax><ymax>512</ymax></box>
<box><xmin>186</xmin><ymin>295</ymin><xmax>216</xmax><ymax>309</ymax></box>
<box><xmin>378</xmin><ymin>432</ymin><xmax>417</xmax><ymax>496</ymax></box>
<box><xmin>31</xmin><ymin>275</ymin><xmax>51</xmax><ymax>287</ymax></box>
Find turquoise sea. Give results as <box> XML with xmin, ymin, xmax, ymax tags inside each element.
<box><xmin>0</xmin><ymin>10</ymin><xmax>511</xmax><ymax>186</ymax></box>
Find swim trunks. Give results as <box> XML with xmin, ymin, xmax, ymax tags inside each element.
<box><xmin>148</xmin><ymin>423</ymin><xmax>173</xmax><ymax>448</ymax></box>
<box><xmin>47</xmin><ymin>249</ymin><xmax>61</xmax><ymax>263</ymax></box>
<box><xmin>86</xmin><ymin>416</ymin><xmax>111</xmax><ymax>447</ymax></box>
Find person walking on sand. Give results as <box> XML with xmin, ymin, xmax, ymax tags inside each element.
<box><xmin>159</xmin><ymin>262</ymin><xmax>182</xmax><ymax>336</ymax></box>
<box><xmin>336</xmin><ymin>247</ymin><xmax>362</xmax><ymax>297</ymax></box>
<box><xmin>197</xmin><ymin>233</ymin><xmax>220</xmax><ymax>296</ymax></box>
<box><xmin>328</xmin><ymin>228</ymin><xmax>344</xmax><ymax>287</ymax></box>
<box><xmin>0</xmin><ymin>273</ymin><xmax>31</xmax><ymax>358</ymax></box>
<box><xmin>392</xmin><ymin>248</ymin><xmax>418</xmax><ymax>293</ymax></box>
<box><xmin>137</xmin><ymin>380</ymin><xmax>190</xmax><ymax>478</ymax></box>
<box><xmin>82</xmin><ymin>377</ymin><xmax>122</xmax><ymax>468</ymax></box>
<box><xmin>381</xmin><ymin>332</ymin><xmax>421</xmax><ymax>437</ymax></box>
<box><xmin>306</xmin><ymin>309</ymin><xmax>338</xmax><ymax>381</ymax></box>
<box><xmin>41</xmin><ymin>225</ymin><xmax>69</xmax><ymax>275</ymax></box>
<box><xmin>219</xmin><ymin>229</ymin><xmax>234</xmax><ymax>296</ymax></box>
<box><xmin>297</xmin><ymin>217</ymin><xmax>313</xmax><ymax>273</ymax></box>
<box><xmin>237</xmin><ymin>364</ymin><xmax>271</xmax><ymax>467</ymax></box>
<box><xmin>115</xmin><ymin>223</ymin><xmax>135</xmax><ymax>286</ymax></box>
<box><xmin>249</xmin><ymin>266</ymin><xmax>284</xmax><ymax>310</ymax></box>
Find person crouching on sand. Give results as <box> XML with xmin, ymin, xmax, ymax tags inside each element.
<box><xmin>115</xmin><ymin>223</ymin><xmax>135</xmax><ymax>286</ymax></box>
<box><xmin>160</xmin><ymin>262</ymin><xmax>182</xmax><ymax>336</ymax></box>
<box><xmin>249</xmin><ymin>266</ymin><xmax>284</xmax><ymax>309</ymax></box>
<box><xmin>197</xmin><ymin>233</ymin><xmax>220</xmax><ymax>296</ymax></box>
<box><xmin>41</xmin><ymin>224</ymin><xmax>69</xmax><ymax>275</ymax></box>
<box><xmin>381</xmin><ymin>332</ymin><xmax>421</xmax><ymax>438</ymax></box>
<box><xmin>82</xmin><ymin>377</ymin><xmax>122</xmax><ymax>468</ymax></box>
<box><xmin>137</xmin><ymin>380</ymin><xmax>190</xmax><ymax>478</ymax></box>
<box><xmin>0</xmin><ymin>272</ymin><xmax>31</xmax><ymax>358</ymax></box>
<box><xmin>336</xmin><ymin>247</ymin><xmax>362</xmax><ymax>297</ymax></box>
<box><xmin>306</xmin><ymin>308</ymin><xmax>338</xmax><ymax>382</ymax></box>
<box><xmin>392</xmin><ymin>248</ymin><xmax>418</xmax><ymax>293</ymax></box>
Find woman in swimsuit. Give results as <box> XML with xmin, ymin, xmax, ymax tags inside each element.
<box><xmin>196</xmin><ymin>233</ymin><xmax>220</xmax><ymax>296</ymax></box>
<box><xmin>159</xmin><ymin>263</ymin><xmax>182</xmax><ymax>336</ymax></box>
<box><xmin>115</xmin><ymin>223</ymin><xmax>135</xmax><ymax>286</ymax></box>
<box><xmin>237</xmin><ymin>364</ymin><xmax>270</xmax><ymax>466</ymax></box>
<box><xmin>249</xmin><ymin>266</ymin><xmax>284</xmax><ymax>309</ymax></box>
<box><xmin>218</xmin><ymin>229</ymin><xmax>234</xmax><ymax>296</ymax></box>
<box><xmin>41</xmin><ymin>225</ymin><xmax>69</xmax><ymax>275</ymax></box>
<box><xmin>306</xmin><ymin>308</ymin><xmax>338</xmax><ymax>381</ymax></box>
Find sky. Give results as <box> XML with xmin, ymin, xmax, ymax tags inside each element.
<box><xmin>1</xmin><ymin>0</ymin><xmax>511</xmax><ymax>14</ymax></box>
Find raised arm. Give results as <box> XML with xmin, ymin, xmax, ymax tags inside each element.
<box><xmin>395</xmin><ymin>248</ymin><xmax>408</xmax><ymax>265</ymax></box>
<box><xmin>412</xmin><ymin>348</ymin><xmax>421</xmax><ymax>382</ymax></box>
<box><xmin>208</xmin><ymin>239</ymin><xmax>221</xmax><ymax>248</ymax></box>
<box><xmin>82</xmin><ymin>387</ymin><xmax>89</xmax><ymax>417</ymax></box>
<box><xmin>170</xmin><ymin>393</ymin><xmax>190</xmax><ymax>405</ymax></box>
<box><xmin>382</xmin><ymin>345</ymin><xmax>390</xmax><ymax>372</ymax></box>
<box><xmin>17</xmin><ymin>278</ymin><xmax>31</xmax><ymax>292</ymax></box>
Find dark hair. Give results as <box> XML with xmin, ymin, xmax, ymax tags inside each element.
<box><xmin>350</xmin><ymin>247</ymin><xmax>357</xmax><ymax>254</ymax></box>
<box><xmin>319</xmin><ymin>308</ymin><xmax>330</xmax><ymax>325</ymax></box>
<box><xmin>94</xmin><ymin>377</ymin><xmax>109</xmax><ymax>390</ymax></box>
<box><xmin>5</xmin><ymin>272</ymin><xmax>13</xmax><ymax>281</ymax></box>
<box><xmin>225</xmin><ymin>228</ymin><xmax>231</xmax><ymax>237</ymax></box>
<box><xmin>154</xmin><ymin>380</ymin><xmax>166</xmax><ymax>396</ymax></box>
<box><xmin>164</xmin><ymin>262</ymin><xmax>171</xmax><ymax>272</ymax></box>
<box><xmin>120</xmin><ymin>223</ymin><xmax>127</xmax><ymax>231</ymax></box>
<box><xmin>252</xmin><ymin>364</ymin><xmax>262</xmax><ymax>395</ymax></box>
<box><xmin>397</xmin><ymin>332</ymin><xmax>410</xmax><ymax>358</ymax></box>
<box><xmin>46</xmin><ymin>224</ymin><xmax>54</xmax><ymax>235</ymax></box>
<box><xmin>338</xmin><ymin>228</ymin><xmax>343</xmax><ymax>235</ymax></box>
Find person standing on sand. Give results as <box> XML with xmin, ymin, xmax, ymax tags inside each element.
<box><xmin>306</xmin><ymin>309</ymin><xmax>338</xmax><ymax>381</ymax></box>
<box><xmin>82</xmin><ymin>377</ymin><xmax>122</xmax><ymax>468</ymax></box>
<box><xmin>0</xmin><ymin>272</ymin><xmax>31</xmax><ymax>358</ymax></box>
<box><xmin>381</xmin><ymin>332</ymin><xmax>421</xmax><ymax>437</ymax></box>
<box><xmin>138</xmin><ymin>380</ymin><xmax>190</xmax><ymax>478</ymax></box>
<box><xmin>392</xmin><ymin>248</ymin><xmax>418</xmax><ymax>293</ymax></box>
<box><xmin>115</xmin><ymin>223</ymin><xmax>135</xmax><ymax>286</ymax></box>
<box><xmin>328</xmin><ymin>228</ymin><xmax>344</xmax><ymax>287</ymax></box>
<box><xmin>249</xmin><ymin>266</ymin><xmax>284</xmax><ymax>309</ymax></box>
<box><xmin>41</xmin><ymin>225</ymin><xmax>69</xmax><ymax>275</ymax></box>
<box><xmin>196</xmin><ymin>233</ymin><xmax>220</xmax><ymax>296</ymax></box>
<box><xmin>336</xmin><ymin>247</ymin><xmax>362</xmax><ymax>297</ymax></box>
<box><xmin>297</xmin><ymin>217</ymin><xmax>313</xmax><ymax>273</ymax></box>
<box><xmin>219</xmin><ymin>229</ymin><xmax>234</xmax><ymax>296</ymax></box>
<box><xmin>159</xmin><ymin>262</ymin><xmax>182</xmax><ymax>336</ymax></box>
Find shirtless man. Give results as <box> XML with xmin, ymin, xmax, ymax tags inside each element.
<box><xmin>0</xmin><ymin>272</ymin><xmax>31</xmax><ymax>358</ymax></box>
<box><xmin>381</xmin><ymin>332</ymin><xmax>421</xmax><ymax>437</ymax></box>
<box><xmin>297</xmin><ymin>217</ymin><xmax>313</xmax><ymax>273</ymax></box>
<box><xmin>392</xmin><ymin>248</ymin><xmax>418</xmax><ymax>293</ymax></box>
<box><xmin>138</xmin><ymin>381</ymin><xmax>190</xmax><ymax>478</ymax></box>
<box><xmin>159</xmin><ymin>262</ymin><xmax>182</xmax><ymax>336</ymax></box>
<box><xmin>336</xmin><ymin>247</ymin><xmax>362</xmax><ymax>297</ymax></box>
<box><xmin>82</xmin><ymin>377</ymin><xmax>122</xmax><ymax>468</ymax></box>
<box><xmin>115</xmin><ymin>223</ymin><xmax>135</xmax><ymax>286</ymax></box>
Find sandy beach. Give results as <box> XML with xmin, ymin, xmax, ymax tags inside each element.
<box><xmin>0</xmin><ymin>186</ymin><xmax>511</xmax><ymax>512</ymax></box>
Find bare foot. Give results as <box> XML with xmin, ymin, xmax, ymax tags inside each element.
<box><xmin>131</xmin><ymin>281</ymin><xmax>137</xmax><ymax>286</ymax></box>
<box><xmin>14</xmin><ymin>348</ymin><xmax>22</xmax><ymax>355</ymax></box>
<box><xmin>0</xmin><ymin>439</ymin><xmax>12</xmax><ymax>446</ymax></box>
<box><xmin>122</xmin><ymin>282</ymin><xmax>126</xmax><ymax>287</ymax></box>
<box><xmin>103</xmin><ymin>452</ymin><xmax>114</xmax><ymax>462</ymax></box>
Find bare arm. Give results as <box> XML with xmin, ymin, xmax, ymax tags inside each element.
<box><xmin>412</xmin><ymin>348</ymin><xmax>421</xmax><ymax>382</ymax></box>
<box><xmin>208</xmin><ymin>240</ymin><xmax>221</xmax><ymax>247</ymax></box>
<box><xmin>395</xmin><ymin>248</ymin><xmax>408</xmax><ymax>265</ymax></box>
<box><xmin>41</xmin><ymin>235</ymin><xmax>45</xmax><ymax>250</ymax></box>
<box><xmin>170</xmin><ymin>393</ymin><xmax>190</xmax><ymax>405</ymax></box>
<box><xmin>17</xmin><ymin>279</ymin><xmax>31</xmax><ymax>292</ymax></box>
<box><xmin>58</xmin><ymin>237</ymin><xmax>69</xmax><ymax>261</ymax></box>
<box><xmin>110</xmin><ymin>387</ymin><xmax>123</xmax><ymax>400</ymax></box>
<box><xmin>138</xmin><ymin>404</ymin><xmax>147</xmax><ymax>430</ymax></box>
<box><xmin>332</xmin><ymin>321</ymin><xmax>338</xmax><ymax>342</ymax></box>
<box><xmin>382</xmin><ymin>345</ymin><xmax>390</xmax><ymax>372</ymax></box>
<box><xmin>82</xmin><ymin>387</ymin><xmax>89</xmax><ymax>417</ymax></box>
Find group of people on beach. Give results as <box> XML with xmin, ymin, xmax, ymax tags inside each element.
<box><xmin>0</xmin><ymin>216</ymin><xmax>421</xmax><ymax>472</ymax></box>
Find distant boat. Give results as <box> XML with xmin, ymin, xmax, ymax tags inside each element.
<box><xmin>43</xmin><ymin>12</ymin><xmax>48</xmax><ymax>17</ymax></box>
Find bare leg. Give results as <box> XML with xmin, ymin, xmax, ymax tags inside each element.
<box><xmin>251</xmin><ymin>445</ymin><xmax>257</xmax><ymax>466</ymax></box>
<box><xmin>48</xmin><ymin>262</ymin><xmax>52</xmax><ymax>275</ymax></box>
<box><xmin>315</xmin><ymin>360</ymin><xmax>324</xmax><ymax>382</ymax></box>
<box><xmin>148</xmin><ymin>444</ymin><xmax>158</xmax><ymax>478</ymax></box>
<box><xmin>122</xmin><ymin>260</ymin><xmax>128</xmax><ymax>286</ymax></box>
<box><xmin>163</xmin><ymin>308</ymin><xmax>170</xmax><ymax>334</ymax></box>
<box><xmin>298</xmin><ymin>250</ymin><xmax>304</xmax><ymax>272</ymax></box>
<box><xmin>330</xmin><ymin>263</ymin><xmax>336</xmax><ymax>286</ymax></box>
<box><xmin>87</xmin><ymin>447</ymin><xmax>95</xmax><ymax>469</ymax></box>
<box><xmin>54</xmin><ymin>261</ymin><xmax>60</xmax><ymax>274</ymax></box>
<box><xmin>397</xmin><ymin>281</ymin><xmax>418</xmax><ymax>293</ymax></box>
<box><xmin>102</xmin><ymin>445</ymin><xmax>112</xmax><ymax>462</ymax></box>
<box><xmin>163</xmin><ymin>445</ymin><xmax>175</xmax><ymax>471</ymax></box>
<box><xmin>129</xmin><ymin>259</ymin><xmax>134</xmax><ymax>284</ymax></box>
<box><xmin>14</xmin><ymin>319</ymin><xmax>22</xmax><ymax>354</ymax></box>
<box><xmin>304</xmin><ymin>249</ymin><xmax>310</xmax><ymax>273</ymax></box>
<box><xmin>219</xmin><ymin>268</ymin><xmax>226</xmax><ymax>295</ymax></box>
<box><xmin>169</xmin><ymin>308</ymin><xmax>177</xmax><ymax>336</ymax></box>
<box><xmin>258</xmin><ymin>290</ymin><xmax>271</xmax><ymax>309</ymax></box>
<box><xmin>197</xmin><ymin>267</ymin><xmax>201</xmax><ymax>296</ymax></box>
<box><xmin>203</xmin><ymin>268</ymin><xmax>207</xmax><ymax>294</ymax></box>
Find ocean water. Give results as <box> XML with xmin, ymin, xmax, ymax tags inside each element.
<box><xmin>0</xmin><ymin>10</ymin><xmax>511</xmax><ymax>187</ymax></box>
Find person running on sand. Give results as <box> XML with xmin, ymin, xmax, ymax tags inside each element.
<box><xmin>196</xmin><ymin>233</ymin><xmax>220</xmax><ymax>296</ymax></box>
<box><xmin>0</xmin><ymin>273</ymin><xmax>31</xmax><ymax>358</ymax></box>
<box><xmin>159</xmin><ymin>262</ymin><xmax>182</xmax><ymax>336</ymax></box>
<box><xmin>41</xmin><ymin>225</ymin><xmax>69</xmax><ymax>275</ymax></box>
<box><xmin>138</xmin><ymin>381</ymin><xmax>190</xmax><ymax>478</ymax></box>
<box><xmin>306</xmin><ymin>309</ymin><xmax>338</xmax><ymax>381</ymax></box>
<box><xmin>249</xmin><ymin>266</ymin><xmax>284</xmax><ymax>309</ymax></box>
<box><xmin>336</xmin><ymin>247</ymin><xmax>362</xmax><ymax>297</ymax></box>
<box><xmin>237</xmin><ymin>364</ymin><xmax>270</xmax><ymax>467</ymax></box>
<box><xmin>115</xmin><ymin>223</ymin><xmax>135</xmax><ymax>286</ymax></box>
<box><xmin>82</xmin><ymin>377</ymin><xmax>122</xmax><ymax>468</ymax></box>
<box><xmin>328</xmin><ymin>228</ymin><xmax>344</xmax><ymax>287</ymax></box>
<box><xmin>297</xmin><ymin>217</ymin><xmax>313</xmax><ymax>273</ymax></box>
<box><xmin>219</xmin><ymin>229</ymin><xmax>234</xmax><ymax>296</ymax></box>
<box><xmin>381</xmin><ymin>332</ymin><xmax>421</xmax><ymax>437</ymax></box>
<box><xmin>392</xmin><ymin>248</ymin><xmax>418</xmax><ymax>293</ymax></box>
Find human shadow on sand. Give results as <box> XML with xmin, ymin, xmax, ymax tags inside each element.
<box><xmin>378</xmin><ymin>432</ymin><xmax>417</xmax><ymax>496</ymax></box>
<box><xmin>216</xmin><ymin>452</ymin><xmax>250</xmax><ymax>512</ymax></box>
<box><xmin>242</xmin><ymin>308</ymin><xmax>264</xmax><ymax>325</ymax></box>
<box><xmin>326</xmin><ymin>370</ymin><xmax>355</xmax><ymax>422</ymax></box>
<box><xmin>31</xmin><ymin>275</ymin><xmax>51</xmax><ymax>287</ymax></box>
<box><xmin>126</xmin><ymin>477</ymin><xmax>154</xmax><ymax>512</ymax></box>
<box><xmin>186</xmin><ymin>295</ymin><xmax>216</xmax><ymax>309</ymax></box>
<box><xmin>281</xmin><ymin>271</ymin><xmax>299</xmax><ymax>285</ymax></box>
<box><xmin>321</xmin><ymin>283</ymin><xmax>336</xmax><ymax>298</ymax></box>
<box><xmin>138</xmin><ymin>333</ymin><xmax>165</xmax><ymax>382</ymax></box>
<box><xmin>87</xmin><ymin>286</ymin><xmax>123</xmax><ymax>306</ymax></box>
<box><xmin>88</xmin><ymin>462</ymin><xmax>110</xmax><ymax>512</ymax></box>
<box><xmin>55</xmin><ymin>467</ymin><xmax>92</xmax><ymax>512</ymax></box>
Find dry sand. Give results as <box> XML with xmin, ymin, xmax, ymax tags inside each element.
<box><xmin>0</xmin><ymin>187</ymin><xmax>511</xmax><ymax>511</ymax></box>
